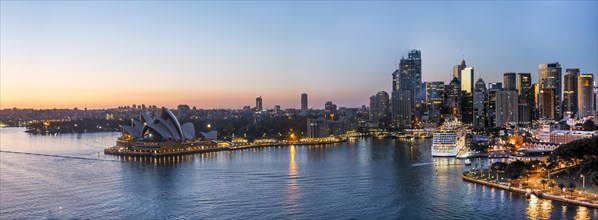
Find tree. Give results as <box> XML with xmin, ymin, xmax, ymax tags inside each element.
<box><xmin>558</xmin><ymin>183</ymin><xmax>565</xmax><ymax>195</ymax></box>
<box><xmin>506</xmin><ymin>160</ymin><xmax>527</xmax><ymax>181</ymax></box>
<box><xmin>568</xmin><ymin>182</ymin><xmax>576</xmax><ymax>197</ymax></box>
<box><xmin>582</xmin><ymin>119</ymin><xmax>595</xmax><ymax>131</ymax></box>
<box><xmin>548</xmin><ymin>181</ymin><xmax>556</xmax><ymax>190</ymax></box>
<box><xmin>491</xmin><ymin>162</ymin><xmax>508</xmax><ymax>173</ymax></box>
<box><xmin>540</xmin><ymin>179</ymin><xmax>548</xmax><ymax>190</ymax></box>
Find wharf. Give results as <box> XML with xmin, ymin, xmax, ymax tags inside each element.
<box><xmin>104</xmin><ymin>138</ymin><xmax>346</xmax><ymax>157</ymax></box>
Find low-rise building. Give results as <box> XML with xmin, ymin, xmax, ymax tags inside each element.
<box><xmin>549</xmin><ymin>130</ymin><xmax>597</xmax><ymax>144</ymax></box>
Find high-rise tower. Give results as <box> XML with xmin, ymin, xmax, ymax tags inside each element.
<box><xmin>391</xmin><ymin>50</ymin><xmax>421</xmax><ymax>128</ymax></box>
<box><xmin>538</xmin><ymin>63</ymin><xmax>562</xmax><ymax>120</ymax></box>
<box><xmin>301</xmin><ymin>93</ymin><xmax>308</xmax><ymax>111</ymax></box>
<box><xmin>256</xmin><ymin>96</ymin><xmax>263</xmax><ymax>111</ymax></box>
<box><xmin>563</xmin><ymin>68</ymin><xmax>580</xmax><ymax>117</ymax></box>
<box><xmin>503</xmin><ymin>72</ymin><xmax>517</xmax><ymax>91</ymax></box>
<box><xmin>578</xmin><ymin>74</ymin><xmax>595</xmax><ymax>118</ymax></box>
<box><xmin>517</xmin><ymin>73</ymin><xmax>532</xmax><ymax>123</ymax></box>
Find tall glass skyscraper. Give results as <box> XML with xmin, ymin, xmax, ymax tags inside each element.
<box><xmin>563</xmin><ymin>68</ymin><xmax>579</xmax><ymax>117</ymax></box>
<box><xmin>460</xmin><ymin>67</ymin><xmax>474</xmax><ymax>124</ymax></box>
<box><xmin>578</xmin><ymin>74</ymin><xmax>595</xmax><ymax>118</ymax></box>
<box><xmin>503</xmin><ymin>72</ymin><xmax>517</xmax><ymax>91</ymax></box>
<box><xmin>391</xmin><ymin>49</ymin><xmax>422</xmax><ymax>128</ymax></box>
<box><xmin>517</xmin><ymin>73</ymin><xmax>532</xmax><ymax>123</ymax></box>
<box><xmin>538</xmin><ymin>62</ymin><xmax>562</xmax><ymax>120</ymax></box>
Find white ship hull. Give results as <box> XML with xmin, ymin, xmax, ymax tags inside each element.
<box><xmin>431</xmin><ymin>129</ymin><xmax>466</xmax><ymax>157</ymax></box>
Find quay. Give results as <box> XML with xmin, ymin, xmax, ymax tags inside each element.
<box><xmin>462</xmin><ymin>170</ymin><xmax>598</xmax><ymax>209</ymax></box>
<box><xmin>104</xmin><ymin>138</ymin><xmax>347</xmax><ymax>157</ymax></box>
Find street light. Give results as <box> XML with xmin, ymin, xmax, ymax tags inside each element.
<box><xmin>581</xmin><ymin>175</ymin><xmax>585</xmax><ymax>190</ymax></box>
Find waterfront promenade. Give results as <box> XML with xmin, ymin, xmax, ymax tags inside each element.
<box><xmin>104</xmin><ymin>137</ymin><xmax>347</xmax><ymax>157</ymax></box>
<box><xmin>463</xmin><ymin>170</ymin><xmax>598</xmax><ymax>209</ymax></box>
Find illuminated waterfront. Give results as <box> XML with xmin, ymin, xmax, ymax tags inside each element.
<box><xmin>1</xmin><ymin>127</ymin><xmax>596</xmax><ymax>219</ymax></box>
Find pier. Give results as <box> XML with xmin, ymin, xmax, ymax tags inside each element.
<box><xmin>104</xmin><ymin>138</ymin><xmax>347</xmax><ymax>157</ymax></box>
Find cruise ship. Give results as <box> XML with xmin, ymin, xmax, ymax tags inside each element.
<box><xmin>431</xmin><ymin>118</ymin><xmax>466</xmax><ymax>157</ymax></box>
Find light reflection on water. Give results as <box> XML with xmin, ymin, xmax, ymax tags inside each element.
<box><xmin>527</xmin><ymin>194</ymin><xmax>553</xmax><ymax>219</ymax></box>
<box><xmin>0</xmin><ymin>127</ymin><xmax>596</xmax><ymax>219</ymax></box>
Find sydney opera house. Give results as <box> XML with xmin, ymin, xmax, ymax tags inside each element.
<box><xmin>112</xmin><ymin>107</ymin><xmax>215</xmax><ymax>153</ymax></box>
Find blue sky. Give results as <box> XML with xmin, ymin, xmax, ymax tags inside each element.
<box><xmin>1</xmin><ymin>1</ymin><xmax>597</xmax><ymax>109</ymax></box>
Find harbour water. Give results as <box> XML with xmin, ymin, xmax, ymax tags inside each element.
<box><xmin>1</xmin><ymin>127</ymin><xmax>596</xmax><ymax>219</ymax></box>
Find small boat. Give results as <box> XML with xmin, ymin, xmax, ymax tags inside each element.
<box><xmin>464</xmin><ymin>159</ymin><xmax>472</xmax><ymax>166</ymax></box>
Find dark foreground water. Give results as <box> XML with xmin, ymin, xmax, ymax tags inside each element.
<box><xmin>1</xmin><ymin>127</ymin><xmax>596</xmax><ymax>219</ymax></box>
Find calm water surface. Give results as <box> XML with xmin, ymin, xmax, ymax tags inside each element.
<box><xmin>1</xmin><ymin>127</ymin><xmax>596</xmax><ymax>219</ymax></box>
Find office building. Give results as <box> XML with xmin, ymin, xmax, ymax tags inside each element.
<box><xmin>301</xmin><ymin>93</ymin><xmax>308</xmax><ymax>111</ymax></box>
<box><xmin>408</xmin><ymin>49</ymin><xmax>425</xmax><ymax>117</ymax></box>
<box><xmin>453</xmin><ymin>59</ymin><xmax>466</xmax><ymax>81</ymax></box>
<box><xmin>256</xmin><ymin>96</ymin><xmax>263</xmax><ymax>111</ymax></box>
<box><xmin>392</xmin><ymin>50</ymin><xmax>423</xmax><ymax>126</ymax></box>
<box><xmin>496</xmin><ymin>90</ymin><xmax>519</xmax><ymax>127</ymax></box>
<box><xmin>473</xmin><ymin>78</ymin><xmax>487</xmax><ymax>128</ymax></box>
<box><xmin>425</xmin><ymin>81</ymin><xmax>445</xmax><ymax>122</ymax></box>
<box><xmin>538</xmin><ymin>63</ymin><xmax>562</xmax><ymax>119</ymax></box>
<box><xmin>539</xmin><ymin>88</ymin><xmax>556</xmax><ymax>119</ymax></box>
<box><xmin>563</xmin><ymin>68</ymin><xmax>580</xmax><ymax>117</ymax></box>
<box><xmin>486</xmin><ymin>82</ymin><xmax>502</xmax><ymax>127</ymax></box>
<box><xmin>325</xmin><ymin>101</ymin><xmax>337</xmax><ymax>114</ymax></box>
<box><xmin>392</xmin><ymin>90</ymin><xmax>412</xmax><ymax>128</ymax></box>
<box><xmin>503</xmin><ymin>72</ymin><xmax>517</xmax><ymax>91</ymax></box>
<box><xmin>578</xmin><ymin>74</ymin><xmax>595</xmax><ymax>118</ymax></box>
<box><xmin>370</xmin><ymin>91</ymin><xmax>389</xmax><ymax>127</ymax></box>
<box><xmin>460</xmin><ymin>67</ymin><xmax>474</xmax><ymax>124</ymax></box>
<box><xmin>517</xmin><ymin>73</ymin><xmax>532</xmax><ymax>123</ymax></box>
<box><xmin>460</xmin><ymin>67</ymin><xmax>474</xmax><ymax>94</ymax></box>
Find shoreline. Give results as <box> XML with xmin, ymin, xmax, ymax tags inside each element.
<box><xmin>462</xmin><ymin>170</ymin><xmax>598</xmax><ymax>209</ymax></box>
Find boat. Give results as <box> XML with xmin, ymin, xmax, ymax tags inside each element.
<box><xmin>431</xmin><ymin>117</ymin><xmax>466</xmax><ymax>157</ymax></box>
<box><xmin>464</xmin><ymin>159</ymin><xmax>472</xmax><ymax>166</ymax></box>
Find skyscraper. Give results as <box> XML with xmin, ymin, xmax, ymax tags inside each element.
<box><xmin>503</xmin><ymin>72</ymin><xmax>517</xmax><ymax>91</ymax></box>
<box><xmin>256</xmin><ymin>96</ymin><xmax>263</xmax><ymax>111</ymax></box>
<box><xmin>370</xmin><ymin>91</ymin><xmax>390</xmax><ymax>127</ymax></box>
<box><xmin>408</xmin><ymin>49</ymin><xmax>425</xmax><ymax>117</ymax></box>
<box><xmin>487</xmin><ymin>85</ymin><xmax>501</xmax><ymax>127</ymax></box>
<box><xmin>301</xmin><ymin>93</ymin><xmax>308</xmax><ymax>111</ymax></box>
<box><xmin>539</xmin><ymin>88</ymin><xmax>556</xmax><ymax>119</ymax></box>
<box><xmin>445</xmin><ymin>77</ymin><xmax>461</xmax><ymax>116</ymax></box>
<box><xmin>538</xmin><ymin>62</ymin><xmax>562</xmax><ymax>120</ymax></box>
<box><xmin>496</xmin><ymin>90</ymin><xmax>519</xmax><ymax>127</ymax></box>
<box><xmin>461</xmin><ymin>67</ymin><xmax>474</xmax><ymax>94</ymax></box>
<box><xmin>370</xmin><ymin>95</ymin><xmax>378</xmax><ymax>123</ymax></box>
<box><xmin>460</xmin><ymin>67</ymin><xmax>474</xmax><ymax>124</ymax></box>
<box><xmin>563</xmin><ymin>68</ymin><xmax>580</xmax><ymax>117</ymax></box>
<box><xmin>325</xmin><ymin>101</ymin><xmax>337</xmax><ymax>113</ymax></box>
<box><xmin>473</xmin><ymin>78</ymin><xmax>487</xmax><ymax>128</ymax></box>
<box><xmin>392</xmin><ymin>90</ymin><xmax>412</xmax><ymax>128</ymax></box>
<box><xmin>577</xmin><ymin>74</ymin><xmax>595</xmax><ymax>118</ymax></box>
<box><xmin>517</xmin><ymin>73</ymin><xmax>532</xmax><ymax>123</ymax></box>
<box><xmin>531</xmin><ymin>83</ymin><xmax>539</xmax><ymax>121</ymax></box>
<box><xmin>392</xmin><ymin>51</ymin><xmax>420</xmax><ymax>127</ymax></box>
<box><xmin>425</xmin><ymin>81</ymin><xmax>445</xmax><ymax>123</ymax></box>
<box><xmin>453</xmin><ymin>59</ymin><xmax>466</xmax><ymax>81</ymax></box>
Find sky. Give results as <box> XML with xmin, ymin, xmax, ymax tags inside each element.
<box><xmin>1</xmin><ymin>1</ymin><xmax>597</xmax><ymax>109</ymax></box>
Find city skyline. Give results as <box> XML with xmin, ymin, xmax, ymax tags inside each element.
<box><xmin>1</xmin><ymin>1</ymin><xmax>597</xmax><ymax>109</ymax></box>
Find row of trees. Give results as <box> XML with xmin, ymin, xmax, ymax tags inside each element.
<box><xmin>489</xmin><ymin>160</ymin><xmax>579</xmax><ymax>196</ymax></box>
<box><xmin>548</xmin><ymin>136</ymin><xmax>598</xmax><ymax>186</ymax></box>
